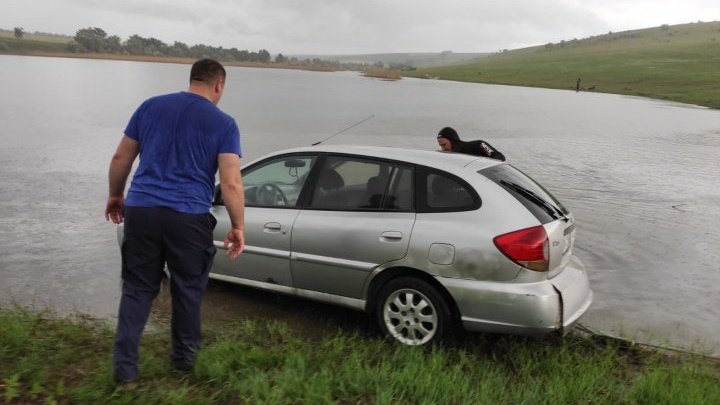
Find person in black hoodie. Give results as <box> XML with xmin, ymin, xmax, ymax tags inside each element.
<box><xmin>436</xmin><ymin>126</ymin><xmax>505</xmax><ymax>161</ymax></box>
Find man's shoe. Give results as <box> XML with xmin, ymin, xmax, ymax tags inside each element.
<box><xmin>172</xmin><ymin>360</ymin><xmax>194</xmax><ymax>373</ymax></box>
<box><xmin>115</xmin><ymin>380</ymin><xmax>139</xmax><ymax>391</ymax></box>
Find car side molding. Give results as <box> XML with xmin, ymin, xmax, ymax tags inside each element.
<box><xmin>208</xmin><ymin>273</ymin><xmax>367</xmax><ymax>311</ymax></box>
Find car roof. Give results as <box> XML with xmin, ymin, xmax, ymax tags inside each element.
<box><xmin>261</xmin><ymin>144</ymin><xmax>501</xmax><ymax>173</ymax></box>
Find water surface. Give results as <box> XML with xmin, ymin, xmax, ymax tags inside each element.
<box><xmin>1</xmin><ymin>55</ymin><xmax>718</xmax><ymax>354</ymax></box>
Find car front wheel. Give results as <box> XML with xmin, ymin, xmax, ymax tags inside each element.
<box><xmin>376</xmin><ymin>277</ymin><xmax>451</xmax><ymax>346</ymax></box>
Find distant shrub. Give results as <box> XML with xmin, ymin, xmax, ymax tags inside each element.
<box><xmin>66</xmin><ymin>40</ymin><xmax>85</xmax><ymax>53</ymax></box>
<box><xmin>362</xmin><ymin>69</ymin><xmax>401</xmax><ymax>80</ymax></box>
<box><xmin>661</xmin><ymin>24</ymin><xmax>670</xmax><ymax>30</ymax></box>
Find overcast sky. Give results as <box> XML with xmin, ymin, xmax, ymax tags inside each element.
<box><xmin>3</xmin><ymin>0</ymin><xmax>720</xmax><ymax>55</ymax></box>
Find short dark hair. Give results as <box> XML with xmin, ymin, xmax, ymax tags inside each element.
<box><xmin>190</xmin><ymin>58</ymin><xmax>226</xmax><ymax>84</ymax></box>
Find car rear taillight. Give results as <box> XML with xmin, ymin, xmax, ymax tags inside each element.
<box><xmin>493</xmin><ymin>225</ymin><xmax>549</xmax><ymax>272</ymax></box>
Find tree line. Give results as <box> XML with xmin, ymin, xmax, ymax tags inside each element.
<box><xmin>6</xmin><ymin>26</ymin><xmax>407</xmax><ymax>71</ymax></box>
<box><xmin>68</xmin><ymin>27</ymin><xmax>272</xmax><ymax>63</ymax></box>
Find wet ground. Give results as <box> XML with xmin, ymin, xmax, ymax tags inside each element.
<box><xmin>1</xmin><ymin>55</ymin><xmax>719</xmax><ymax>355</ymax></box>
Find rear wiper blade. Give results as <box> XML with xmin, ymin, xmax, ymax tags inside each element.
<box><xmin>500</xmin><ymin>180</ymin><xmax>563</xmax><ymax>219</ymax></box>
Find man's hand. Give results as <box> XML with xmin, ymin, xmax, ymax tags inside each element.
<box><xmin>106</xmin><ymin>135</ymin><xmax>138</xmax><ymax>224</ymax></box>
<box><xmin>218</xmin><ymin>153</ymin><xmax>245</xmax><ymax>260</ymax></box>
<box><xmin>223</xmin><ymin>228</ymin><xmax>245</xmax><ymax>260</ymax></box>
<box><xmin>105</xmin><ymin>195</ymin><xmax>125</xmax><ymax>224</ymax></box>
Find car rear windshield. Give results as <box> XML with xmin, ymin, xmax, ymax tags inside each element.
<box><xmin>479</xmin><ymin>164</ymin><xmax>568</xmax><ymax>224</ymax></box>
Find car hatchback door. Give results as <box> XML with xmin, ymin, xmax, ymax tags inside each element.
<box><xmin>211</xmin><ymin>154</ymin><xmax>317</xmax><ymax>286</ymax></box>
<box><xmin>290</xmin><ymin>155</ymin><xmax>415</xmax><ymax>299</ymax></box>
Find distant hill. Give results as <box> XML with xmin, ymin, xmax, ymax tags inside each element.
<box><xmin>406</xmin><ymin>21</ymin><xmax>720</xmax><ymax>109</ymax></box>
<box><xmin>289</xmin><ymin>51</ymin><xmax>489</xmax><ymax>69</ymax></box>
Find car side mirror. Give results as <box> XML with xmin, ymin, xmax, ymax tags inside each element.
<box><xmin>212</xmin><ymin>184</ymin><xmax>224</xmax><ymax>206</ymax></box>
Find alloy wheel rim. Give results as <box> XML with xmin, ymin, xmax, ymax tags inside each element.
<box><xmin>383</xmin><ymin>288</ymin><xmax>437</xmax><ymax>345</ymax></box>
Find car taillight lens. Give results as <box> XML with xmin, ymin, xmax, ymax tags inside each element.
<box><xmin>493</xmin><ymin>225</ymin><xmax>549</xmax><ymax>272</ymax></box>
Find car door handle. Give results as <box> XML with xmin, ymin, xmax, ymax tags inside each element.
<box><xmin>380</xmin><ymin>231</ymin><xmax>403</xmax><ymax>242</ymax></box>
<box><xmin>264</xmin><ymin>222</ymin><xmax>282</xmax><ymax>233</ymax></box>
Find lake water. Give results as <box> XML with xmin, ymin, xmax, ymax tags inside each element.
<box><xmin>1</xmin><ymin>55</ymin><xmax>719</xmax><ymax>354</ymax></box>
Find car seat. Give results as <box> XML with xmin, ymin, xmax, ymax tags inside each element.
<box><xmin>313</xmin><ymin>168</ymin><xmax>344</xmax><ymax>207</ymax></box>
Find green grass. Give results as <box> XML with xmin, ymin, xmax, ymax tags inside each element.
<box><xmin>1</xmin><ymin>308</ymin><xmax>719</xmax><ymax>404</ymax></box>
<box><xmin>406</xmin><ymin>21</ymin><xmax>720</xmax><ymax>109</ymax></box>
<box><xmin>0</xmin><ymin>35</ymin><xmax>69</xmax><ymax>54</ymax></box>
<box><xmin>0</xmin><ymin>30</ymin><xmax>71</xmax><ymax>42</ymax></box>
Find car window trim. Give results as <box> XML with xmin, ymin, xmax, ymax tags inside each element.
<box><xmin>295</xmin><ymin>153</ymin><xmax>327</xmax><ymax>208</ymax></box>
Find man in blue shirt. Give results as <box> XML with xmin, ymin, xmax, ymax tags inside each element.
<box><xmin>105</xmin><ymin>58</ymin><xmax>245</xmax><ymax>385</ymax></box>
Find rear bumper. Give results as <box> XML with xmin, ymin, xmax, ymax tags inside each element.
<box><xmin>437</xmin><ymin>255</ymin><xmax>592</xmax><ymax>336</ymax></box>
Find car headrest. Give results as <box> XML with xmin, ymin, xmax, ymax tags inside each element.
<box><xmin>366</xmin><ymin>176</ymin><xmax>384</xmax><ymax>195</ymax></box>
<box><xmin>317</xmin><ymin>168</ymin><xmax>344</xmax><ymax>189</ymax></box>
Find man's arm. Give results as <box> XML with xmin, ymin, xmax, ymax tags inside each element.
<box><xmin>105</xmin><ymin>135</ymin><xmax>140</xmax><ymax>224</ymax></box>
<box><xmin>479</xmin><ymin>141</ymin><xmax>506</xmax><ymax>161</ymax></box>
<box><xmin>218</xmin><ymin>153</ymin><xmax>245</xmax><ymax>260</ymax></box>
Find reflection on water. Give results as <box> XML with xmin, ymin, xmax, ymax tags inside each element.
<box><xmin>1</xmin><ymin>55</ymin><xmax>719</xmax><ymax>354</ymax></box>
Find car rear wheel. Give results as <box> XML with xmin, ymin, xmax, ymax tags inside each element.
<box><xmin>376</xmin><ymin>277</ymin><xmax>451</xmax><ymax>346</ymax></box>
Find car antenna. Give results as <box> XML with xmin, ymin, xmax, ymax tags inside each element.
<box><xmin>311</xmin><ymin>114</ymin><xmax>375</xmax><ymax>146</ymax></box>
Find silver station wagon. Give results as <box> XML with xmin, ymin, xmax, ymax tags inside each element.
<box><xmin>177</xmin><ymin>145</ymin><xmax>592</xmax><ymax>345</ymax></box>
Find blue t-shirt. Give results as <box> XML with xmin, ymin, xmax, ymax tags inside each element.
<box><xmin>124</xmin><ymin>92</ymin><xmax>241</xmax><ymax>214</ymax></box>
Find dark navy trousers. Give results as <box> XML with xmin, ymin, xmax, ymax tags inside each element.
<box><xmin>113</xmin><ymin>207</ymin><xmax>217</xmax><ymax>382</ymax></box>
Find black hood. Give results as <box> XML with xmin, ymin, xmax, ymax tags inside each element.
<box><xmin>437</xmin><ymin>126</ymin><xmax>466</xmax><ymax>152</ymax></box>
<box><xmin>437</xmin><ymin>126</ymin><xmax>460</xmax><ymax>142</ymax></box>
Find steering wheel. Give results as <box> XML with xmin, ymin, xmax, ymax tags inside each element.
<box><xmin>256</xmin><ymin>183</ymin><xmax>288</xmax><ymax>206</ymax></box>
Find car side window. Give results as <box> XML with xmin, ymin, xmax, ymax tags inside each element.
<box><xmin>423</xmin><ymin>171</ymin><xmax>478</xmax><ymax>211</ymax></box>
<box><xmin>386</xmin><ymin>165</ymin><xmax>414</xmax><ymax>211</ymax></box>
<box><xmin>242</xmin><ymin>155</ymin><xmax>316</xmax><ymax>208</ymax></box>
<box><xmin>308</xmin><ymin>156</ymin><xmax>413</xmax><ymax>211</ymax></box>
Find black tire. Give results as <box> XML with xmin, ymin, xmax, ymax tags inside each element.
<box><xmin>375</xmin><ymin>277</ymin><xmax>452</xmax><ymax>346</ymax></box>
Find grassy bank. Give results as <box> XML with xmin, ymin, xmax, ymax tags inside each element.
<box><xmin>0</xmin><ymin>33</ymin><xmax>340</xmax><ymax>72</ymax></box>
<box><xmin>0</xmin><ymin>46</ymin><xmax>341</xmax><ymax>72</ymax></box>
<box><xmin>0</xmin><ymin>35</ymin><xmax>68</xmax><ymax>54</ymax></box>
<box><xmin>406</xmin><ymin>21</ymin><xmax>720</xmax><ymax>109</ymax></box>
<box><xmin>362</xmin><ymin>69</ymin><xmax>402</xmax><ymax>80</ymax></box>
<box><xmin>1</xmin><ymin>308</ymin><xmax>719</xmax><ymax>404</ymax></box>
